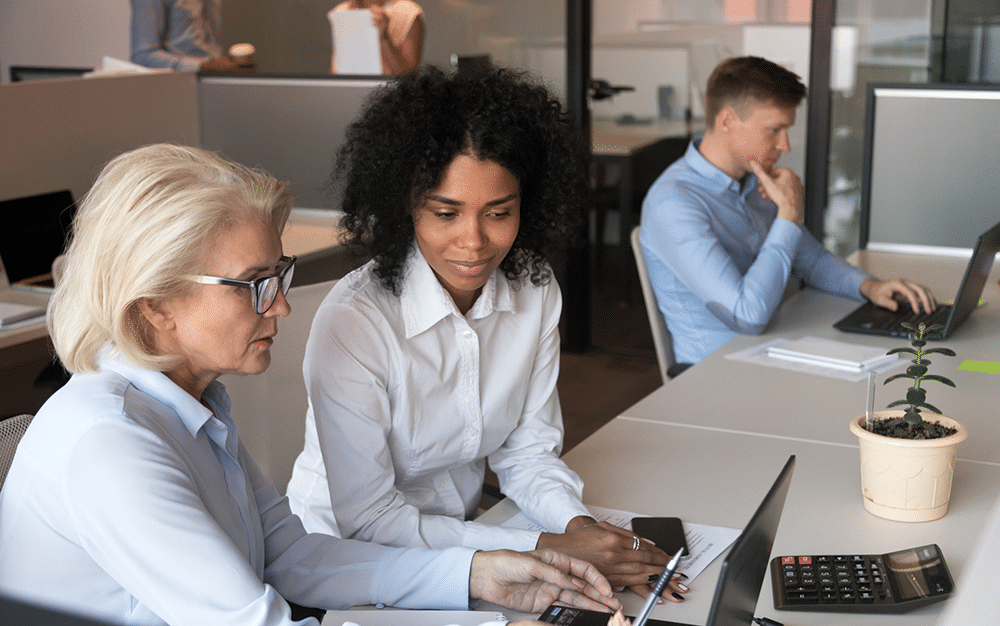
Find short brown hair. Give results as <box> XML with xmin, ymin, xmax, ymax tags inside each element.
<box><xmin>704</xmin><ymin>56</ymin><xmax>806</xmax><ymax>130</ymax></box>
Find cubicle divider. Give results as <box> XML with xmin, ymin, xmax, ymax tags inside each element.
<box><xmin>198</xmin><ymin>75</ymin><xmax>386</xmax><ymax>210</ymax></box>
<box><xmin>0</xmin><ymin>72</ymin><xmax>200</xmax><ymax>204</ymax></box>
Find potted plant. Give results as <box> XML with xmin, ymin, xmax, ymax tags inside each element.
<box><xmin>848</xmin><ymin>322</ymin><xmax>968</xmax><ymax>522</ymax></box>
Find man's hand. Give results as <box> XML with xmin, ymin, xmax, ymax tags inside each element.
<box><xmin>750</xmin><ymin>161</ymin><xmax>803</xmax><ymax>227</ymax></box>
<box><xmin>860</xmin><ymin>278</ymin><xmax>936</xmax><ymax>314</ymax></box>
<box><xmin>469</xmin><ymin>549</ymin><xmax>622</xmax><ymax>615</ymax></box>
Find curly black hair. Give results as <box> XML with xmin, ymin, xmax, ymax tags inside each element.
<box><xmin>331</xmin><ymin>65</ymin><xmax>589</xmax><ymax>294</ymax></box>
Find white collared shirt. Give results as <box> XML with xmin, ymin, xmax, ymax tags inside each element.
<box><xmin>287</xmin><ymin>249</ymin><xmax>590</xmax><ymax>551</ymax></box>
<box><xmin>0</xmin><ymin>354</ymin><xmax>474</xmax><ymax>625</ymax></box>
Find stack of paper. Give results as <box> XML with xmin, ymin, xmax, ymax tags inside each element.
<box><xmin>766</xmin><ymin>336</ymin><xmax>898</xmax><ymax>373</ymax></box>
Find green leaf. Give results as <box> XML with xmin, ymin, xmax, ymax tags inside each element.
<box><xmin>887</xmin><ymin>347</ymin><xmax>918</xmax><ymax>356</ymax></box>
<box><xmin>906</xmin><ymin>388</ymin><xmax>927</xmax><ymax>405</ymax></box>
<box><xmin>918</xmin><ymin>402</ymin><xmax>943</xmax><ymax>414</ymax></box>
<box><xmin>922</xmin><ymin>374</ymin><xmax>956</xmax><ymax>387</ymax></box>
<box><xmin>924</xmin><ymin>347</ymin><xmax>957</xmax><ymax>357</ymax></box>
<box><xmin>883</xmin><ymin>373</ymin><xmax>915</xmax><ymax>384</ymax></box>
<box><xmin>886</xmin><ymin>399</ymin><xmax>911</xmax><ymax>408</ymax></box>
<box><xmin>906</xmin><ymin>364</ymin><xmax>928</xmax><ymax>377</ymax></box>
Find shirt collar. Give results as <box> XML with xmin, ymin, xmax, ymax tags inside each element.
<box><xmin>399</xmin><ymin>243</ymin><xmax>516</xmax><ymax>337</ymax></box>
<box><xmin>687</xmin><ymin>138</ymin><xmax>758</xmax><ymax>198</ymax></box>
<box><xmin>99</xmin><ymin>351</ymin><xmax>228</xmax><ymax>440</ymax></box>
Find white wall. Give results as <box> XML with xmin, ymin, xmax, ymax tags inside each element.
<box><xmin>0</xmin><ymin>0</ymin><xmax>129</xmax><ymax>83</ymax></box>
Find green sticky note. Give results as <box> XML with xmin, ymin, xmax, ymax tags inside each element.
<box><xmin>959</xmin><ymin>360</ymin><xmax>1000</xmax><ymax>374</ymax></box>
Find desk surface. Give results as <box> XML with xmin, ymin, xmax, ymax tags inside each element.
<box><xmin>475</xmin><ymin>249</ymin><xmax>1000</xmax><ymax>625</ymax></box>
<box><xmin>480</xmin><ymin>418</ymin><xmax>1000</xmax><ymax>625</ymax></box>
<box><xmin>620</xmin><ymin>249</ymin><xmax>1000</xmax><ymax>464</ymax></box>
<box><xmin>591</xmin><ymin>116</ymin><xmax>691</xmax><ymax>156</ymax></box>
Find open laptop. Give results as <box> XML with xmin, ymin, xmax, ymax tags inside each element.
<box><xmin>834</xmin><ymin>219</ymin><xmax>1000</xmax><ymax>340</ymax></box>
<box><xmin>539</xmin><ymin>455</ymin><xmax>796</xmax><ymax>626</ymax></box>
<box><xmin>0</xmin><ymin>190</ymin><xmax>76</xmax><ymax>292</ymax></box>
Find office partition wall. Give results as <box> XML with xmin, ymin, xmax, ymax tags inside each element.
<box><xmin>198</xmin><ymin>76</ymin><xmax>385</xmax><ymax>211</ymax></box>
<box><xmin>860</xmin><ymin>83</ymin><xmax>1000</xmax><ymax>251</ymax></box>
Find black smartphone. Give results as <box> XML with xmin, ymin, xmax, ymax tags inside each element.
<box><xmin>538</xmin><ymin>605</ymin><xmax>674</xmax><ymax>625</ymax></box>
<box><xmin>631</xmin><ymin>516</ymin><xmax>689</xmax><ymax>556</ymax></box>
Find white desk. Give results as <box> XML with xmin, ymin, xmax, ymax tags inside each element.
<box><xmin>620</xmin><ymin>250</ymin><xmax>1000</xmax><ymax>464</ymax></box>
<box><xmin>472</xmin><ymin>249</ymin><xmax>1000</xmax><ymax>625</ymax></box>
<box><xmin>478</xmin><ymin>418</ymin><xmax>1000</xmax><ymax>625</ymax></box>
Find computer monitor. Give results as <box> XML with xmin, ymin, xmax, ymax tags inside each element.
<box><xmin>9</xmin><ymin>65</ymin><xmax>92</xmax><ymax>82</ymax></box>
<box><xmin>860</xmin><ymin>83</ymin><xmax>1000</xmax><ymax>252</ymax></box>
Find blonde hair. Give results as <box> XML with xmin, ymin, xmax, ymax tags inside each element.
<box><xmin>49</xmin><ymin>144</ymin><xmax>292</xmax><ymax>374</ymax></box>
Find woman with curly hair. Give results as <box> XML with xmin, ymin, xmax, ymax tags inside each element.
<box><xmin>286</xmin><ymin>66</ymin><xmax>683</xmax><ymax>601</ymax></box>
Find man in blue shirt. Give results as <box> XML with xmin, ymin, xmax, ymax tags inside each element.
<box><xmin>640</xmin><ymin>56</ymin><xmax>934</xmax><ymax>371</ymax></box>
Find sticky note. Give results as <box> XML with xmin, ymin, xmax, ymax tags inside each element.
<box><xmin>959</xmin><ymin>360</ymin><xmax>1000</xmax><ymax>374</ymax></box>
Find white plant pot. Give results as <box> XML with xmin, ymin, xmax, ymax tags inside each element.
<box><xmin>849</xmin><ymin>410</ymin><xmax>968</xmax><ymax>522</ymax></box>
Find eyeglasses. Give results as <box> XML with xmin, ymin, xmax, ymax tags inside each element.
<box><xmin>189</xmin><ymin>255</ymin><xmax>296</xmax><ymax>315</ymax></box>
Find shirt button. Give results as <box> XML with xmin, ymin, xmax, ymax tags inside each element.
<box><xmin>463</xmin><ymin>330</ymin><xmax>474</xmax><ymax>339</ymax></box>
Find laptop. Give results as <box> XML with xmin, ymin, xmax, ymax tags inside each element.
<box><xmin>539</xmin><ymin>455</ymin><xmax>796</xmax><ymax>626</ymax></box>
<box><xmin>834</xmin><ymin>219</ymin><xmax>1000</xmax><ymax>340</ymax></box>
<box><xmin>0</xmin><ymin>190</ymin><xmax>77</xmax><ymax>292</ymax></box>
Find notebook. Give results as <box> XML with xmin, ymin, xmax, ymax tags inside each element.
<box><xmin>540</xmin><ymin>455</ymin><xmax>796</xmax><ymax>626</ymax></box>
<box><xmin>0</xmin><ymin>190</ymin><xmax>76</xmax><ymax>292</ymax></box>
<box><xmin>766</xmin><ymin>337</ymin><xmax>898</xmax><ymax>373</ymax></box>
<box><xmin>834</xmin><ymin>219</ymin><xmax>1000</xmax><ymax>340</ymax></box>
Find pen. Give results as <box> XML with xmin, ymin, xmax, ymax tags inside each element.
<box><xmin>632</xmin><ymin>547</ymin><xmax>685</xmax><ymax>626</ymax></box>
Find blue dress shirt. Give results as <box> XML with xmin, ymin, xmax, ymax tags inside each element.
<box><xmin>640</xmin><ymin>140</ymin><xmax>870</xmax><ymax>365</ymax></box>
<box><xmin>0</xmin><ymin>354</ymin><xmax>475</xmax><ymax>626</ymax></box>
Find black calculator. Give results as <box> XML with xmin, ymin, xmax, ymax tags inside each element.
<box><xmin>770</xmin><ymin>544</ymin><xmax>954</xmax><ymax>613</ymax></box>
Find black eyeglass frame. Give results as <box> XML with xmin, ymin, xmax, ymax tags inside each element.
<box><xmin>189</xmin><ymin>255</ymin><xmax>296</xmax><ymax>315</ymax></box>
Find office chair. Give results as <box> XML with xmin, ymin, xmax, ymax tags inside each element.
<box><xmin>0</xmin><ymin>413</ymin><xmax>33</xmax><ymax>490</ymax></box>
<box><xmin>630</xmin><ymin>226</ymin><xmax>676</xmax><ymax>384</ymax></box>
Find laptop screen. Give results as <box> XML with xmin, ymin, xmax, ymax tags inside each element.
<box><xmin>0</xmin><ymin>190</ymin><xmax>76</xmax><ymax>284</ymax></box>
<box><xmin>705</xmin><ymin>455</ymin><xmax>795</xmax><ymax>626</ymax></box>
<box><xmin>944</xmin><ymin>220</ymin><xmax>1000</xmax><ymax>332</ymax></box>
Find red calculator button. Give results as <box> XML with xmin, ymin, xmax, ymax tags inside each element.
<box><xmin>782</xmin><ymin>557</ymin><xmax>796</xmax><ymax>565</ymax></box>
<box><xmin>798</xmin><ymin>556</ymin><xmax>813</xmax><ymax>565</ymax></box>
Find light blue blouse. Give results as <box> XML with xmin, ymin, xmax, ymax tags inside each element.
<box><xmin>0</xmin><ymin>354</ymin><xmax>474</xmax><ymax>625</ymax></box>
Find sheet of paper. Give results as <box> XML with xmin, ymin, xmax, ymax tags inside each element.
<box><xmin>726</xmin><ymin>338</ymin><xmax>904</xmax><ymax>381</ymax></box>
<box><xmin>331</xmin><ymin>9</ymin><xmax>381</xmax><ymax>74</ymax></box>
<box><xmin>0</xmin><ymin>301</ymin><xmax>45</xmax><ymax>328</ymax></box>
<box><xmin>499</xmin><ymin>504</ymin><xmax>740</xmax><ymax>582</ymax></box>
<box><xmin>323</xmin><ymin>610</ymin><xmax>508</xmax><ymax>625</ymax></box>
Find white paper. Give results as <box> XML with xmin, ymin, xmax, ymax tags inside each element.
<box><xmin>766</xmin><ymin>336</ymin><xmax>898</xmax><ymax>371</ymax></box>
<box><xmin>0</xmin><ymin>301</ymin><xmax>45</xmax><ymax>327</ymax></box>
<box><xmin>323</xmin><ymin>610</ymin><xmax>508</xmax><ymax>625</ymax></box>
<box><xmin>499</xmin><ymin>504</ymin><xmax>740</xmax><ymax>583</ymax></box>
<box><xmin>726</xmin><ymin>338</ymin><xmax>905</xmax><ymax>382</ymax></box>
<box><xmin>331</xmin><ymin>9</ymin><xmax>382</xmax><ymax>74</ymax></box>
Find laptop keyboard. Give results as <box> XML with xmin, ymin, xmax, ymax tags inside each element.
<box><xmin>868</xmin><ymin>304</ymin><xmax>950</xmax><ymax>336</ymax></box>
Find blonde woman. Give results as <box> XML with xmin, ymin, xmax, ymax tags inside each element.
<box><xmin>0</xmin><ymin>144</ymin><xmax>619</xmax><ymax>626</ymax></box>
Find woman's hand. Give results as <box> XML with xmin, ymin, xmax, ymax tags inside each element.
<box><xmin>469</xmin><ymin>549</ymin><xmax>622</xmax><ymax>614</ymax></box>
<box><xmin>537</xmin><ymin>517</ymin><xmax>686</xmax><ymax>601</ymax></box>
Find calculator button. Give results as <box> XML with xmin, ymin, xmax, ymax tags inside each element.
<box><xmin>798</xmin><ymin>556</ymin><xmax>812</xmax><ymax>565</ymax></box>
